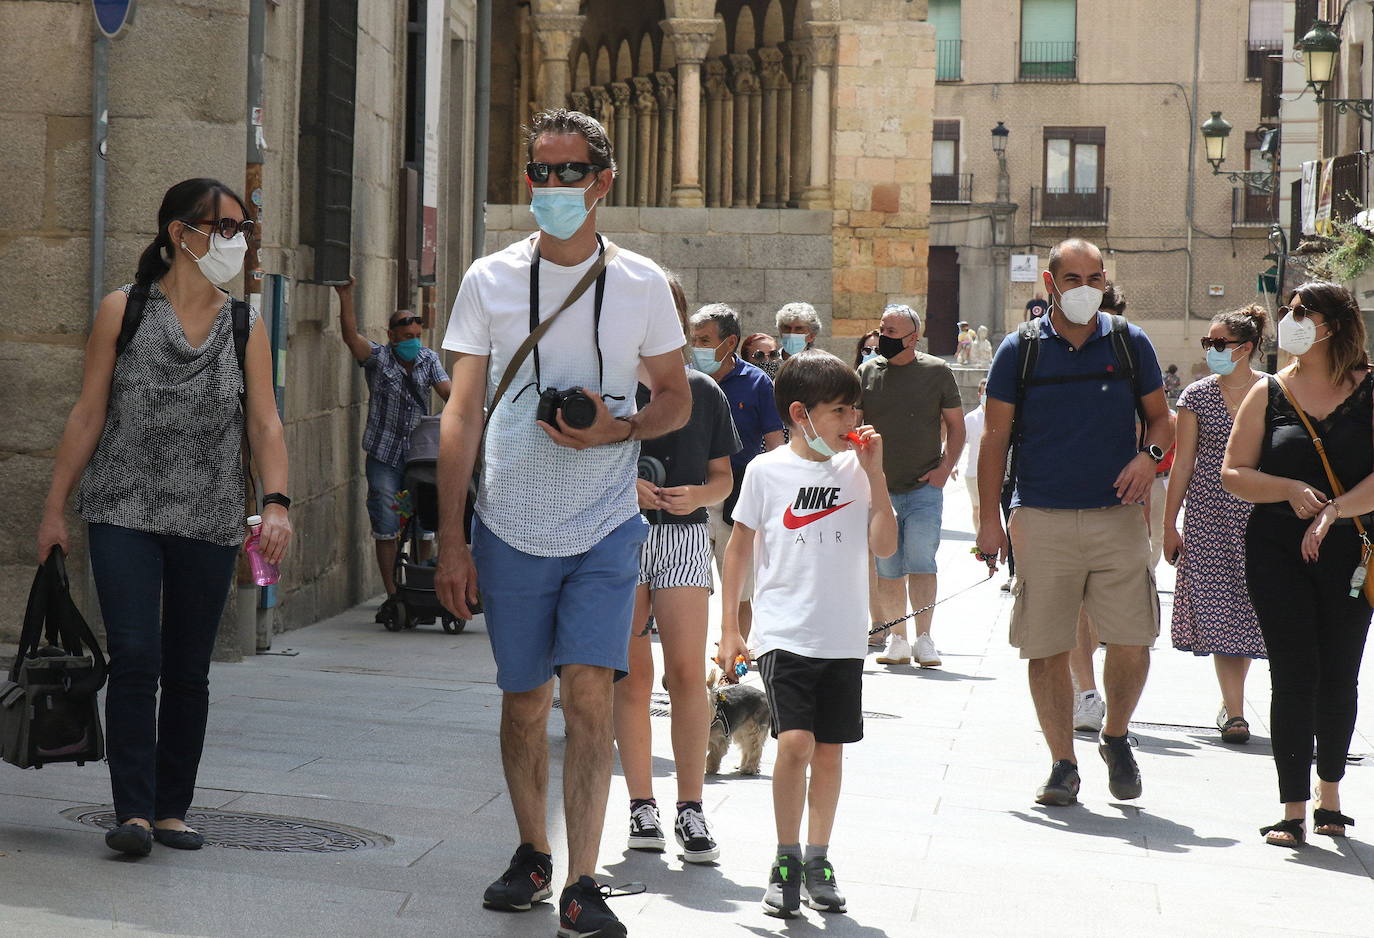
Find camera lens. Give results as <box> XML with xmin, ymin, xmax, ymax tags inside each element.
<box><xmin>637</xmin><ymin>455</ymin><xmax>666</xmax><ymax>486</ymax></box>
<box><xmin>561</xmin><ymin>391</ymin><xmax>597</xmax><ymax>429</ymax></box>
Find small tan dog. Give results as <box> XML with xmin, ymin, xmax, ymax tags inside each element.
<box><xmin>704</xmin><ymin>667</ymin><xmax>771</xmax><ymax>776</ymax></box>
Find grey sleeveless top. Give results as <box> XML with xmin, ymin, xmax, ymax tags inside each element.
<box><xmin>77</xmin><ymin>282</ymin><xmax>260</xmax><ymax>547</ymax></box>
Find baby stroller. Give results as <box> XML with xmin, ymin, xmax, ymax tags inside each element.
<box><xmin>385</xmin><ymin>416</ymin><xmax>468</xmax><ymax>634</ymax></box>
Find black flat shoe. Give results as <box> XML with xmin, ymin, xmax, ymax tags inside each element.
<box><xmin>105</xmin><ymin>823</ymin><xmax>153</xmax><ymax>856</ymax></box>
<box><xmin>152</xmin><ymin>827</ymin><xmax>205</xmax><ymax>850</ymax></box>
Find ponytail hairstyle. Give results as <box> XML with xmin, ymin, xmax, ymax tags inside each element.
<box><xmin>135</xmin><ymin>178</ymin><xmax>250</xmax><ymax>285</ymax></box>
<box><xmin>1290</xmin><ymin>280</ymin><xmax>1370</xmax><ymax>385</ymax></box>
<box><xmin>1212</xmin><ymin>303</ymin><xmax>1268</xmax><ymax>362</ymax></box>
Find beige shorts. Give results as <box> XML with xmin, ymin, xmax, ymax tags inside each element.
<box><xmin>709</xmin><ymin>506</ymin><xmax>754</xmax><ymax>601</ymax></box>
<box><xmin>1007</xmin><ymin>505</ymin><xmax>1160</xmax><ymax>659</ymax></box>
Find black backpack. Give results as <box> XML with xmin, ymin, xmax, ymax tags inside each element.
<box><xmin>1004</xmin><ymin>314</ymin><xmax>1146</xmax><ymax>492</ymax></box>
<box><xmin>116</xmin><ymin>282</ymin><xmax>251</xmax><ymax>411</ymax></box>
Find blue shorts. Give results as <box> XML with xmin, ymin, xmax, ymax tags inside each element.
<box><xmin>365</xmin><ymin>454</ymin><xmax>405</xmax><ymax>539</ymax></box>
<box><xmin>875</xmin><ymin>484</ymin><xmax>944</xmax><ymax>578</ymax></box>
<box><xmin>471</xmin><ymin>512</ymin><xmax>648</xmax><ymax>693</ymax></box>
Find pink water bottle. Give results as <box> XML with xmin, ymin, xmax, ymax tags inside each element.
<box><xmin>245</xmin><ymin>515</ymin><xmax>280</xmax><ymax>586</ymax></box>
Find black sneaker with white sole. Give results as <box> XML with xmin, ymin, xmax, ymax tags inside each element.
<box><xmin>1099</xmin><ymin>733</ymin><xmax>1143</xmax><ymax>800</ymax></box>
<box><xmin>802</xmin><ymin>857</ymin><xmax>847</xmax><ymax>913</ymax></box>
<box><xmin>482</xmin><ymin>842</ymin><xmax>553</xmax><ymax>911</ymax></box>
<box><xmin>1034</xmin><ymin>759</ymin><xmax>1081</xmax><ymax>807</ymax></box>
<box><xmin>673</xmin><ymin>802</ymin><xmax>719</xmax><ymax>863</ymax></box>
<box><xmin>556</xmin><ymin>876</ymin><xmax>645</xmax><ymax>938</ymax></box>
<box><xmin>627</xmin><ymin>799</ymin><xmax>666</xmax><ymax>852</ymax></box>
<box><xmin>762</xmin><ymin>854</ymin><xmax>802</xmax><ymax>918</ymax></box>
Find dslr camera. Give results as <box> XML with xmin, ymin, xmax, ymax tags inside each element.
<box><xmin>536</xmin><ymin>387</ymin><xmax>597</xmax><ymax>430</ymax></box>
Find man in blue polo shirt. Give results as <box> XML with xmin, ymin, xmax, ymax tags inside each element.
<box><xmin>976</xmin><ymin>238</ymin><xmax>1173</xmax><ymax>809</ymax></box>
<box><xmin>690</xmin><ymin>303</ymin><xmax>785</xmax><ymax>639</ymax></box>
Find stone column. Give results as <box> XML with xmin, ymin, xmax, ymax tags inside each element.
<box><xmin>660</xmin><ymin>18</ymin><xmax>716</xmax><ymax>207</ymax></box>
<box><xmin>632</xmin><ymin>76</ymin><xmax>656</xmax><ymax>206</ymax></box>
<box><xmin>530</xmin><ymin>14</ymin><xmax>585</xmax><ymax>112</ymax></box>
<box><xmin>704</xmin><ymin>59</ymin><xmax>729</xmax><ymax>207</ymax></box>
<box><xmin>609</xmin><ymin>82</ymin><xmax>632</xmax><ymax>207</ymax></box>
<box><xmin>755</xmin><ymin>48</ymin><xmax>786</xmax><ymax>208</ymax></box>
<box><xmin>801</xmin><ymin>24</ymin><xmax>837</xmax><ymax>208</ymax></box>
<box><xmin>784</xmin><ymin>41</ymin><xmax>811</xmax><ymax>207</ymax></box>
<box><xmin>727</xmin><ymin>54</ymin><xmax>758</xmax><ymax>208</ymax></box>
<box><xmin>653</xmin><ymin>72</ymin><xmax>677</xmax><ymax>206</ymax></box>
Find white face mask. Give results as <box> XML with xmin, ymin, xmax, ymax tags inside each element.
<box><xmin>1050</xmin><ymin>275</ymin><xmax>1104</xmax><ymax>325</ymax></box>
<box><xmin>182</xmin><ymin>229</ymin><xmax>248</xmax><ymax>285</ymax></box>
<box><xmin>1277</xmin><ymin>311</ymin><xmax>1328</xmax><ymax>356</ymax></box>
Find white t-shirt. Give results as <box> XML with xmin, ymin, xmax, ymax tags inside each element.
<box><xmin>732</xmin><ymin>446</ymin><xmax>872</xmax><ymax>660</ymax></box>
<box><xmin>443</xmin><ymin>235</ymin><xmax>685</xmax><ymax>556</ymax></box>
<box><xmin>961</xmin><ymin>405</ymin><xmax>985</xmax><ymax>478</ymax></box>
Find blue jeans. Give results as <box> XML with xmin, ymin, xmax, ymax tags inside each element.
<box><xmin>365</xmin><ymin>454</ymin><xmax>405</xmax><ymax>539</ymax></box>
<box><xmin>875</xmin><ymin>484</ymin><xmax>945</xmax><ymax>577</ymax></box>
<box><xmin>88</xmin><ymin>524</ymin><xmax>238</xmax><ymax>823</ymax></box>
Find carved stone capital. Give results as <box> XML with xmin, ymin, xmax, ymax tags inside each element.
<box><xmin>652</xmin><ymin>71</ymin><xmax>677</xmax><ymax>111</ymax></box>
<box><xmin>568</xmin><ymin>90</ymin><xmax>590</xmax><ymax>113</ymax></box>
<box><xmin>609</xmin><ymin>81</ymin><xmax>632</xmax><ymax>110</ymax></box>
<box><xmin>704</xmin><ymin>58</ymin><xmax>730</xmax><ymax>100</ymax></box>
<box><xmin>754</xmin><ymin>47</ymin><xmax>787</xmax><ymax>90</ymax></box>
<box><xmin>804</xmin><ymin>22</ymin><xmax>840</xmax><ymax>68</ymax></box>
<box><xmin>659</xmin><ymin>17</ymin><xmax>718</xmax><ymax>65</ymax></box>
<box><xmin>726</xmin><ymin>53</ymin><xmax>759</xmax><ymax>95</ymax></box>
<box><xmin>588</xmin><ymin>86</ymin><xmax>612</xmax><ymax>117</ymax></box>
<box><xmin>531</xmin><ymin>13</ymin><xmax>585</xmax><ymax>62</ymax></box>
<box><xmin>631</xmin><ymin>76</ymin><xmax>656</xmax><ymax>113</ymax></box>
<box><xmin>782</xmin><ymin>40</ymin><xmax>812</xmax><ymax>85</ymax></box>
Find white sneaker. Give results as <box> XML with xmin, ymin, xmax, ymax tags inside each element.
<box><xmin>876</xmin><ymin>634</ymin><xmax>911</xmax><ymax>665</ymax></box>
<box><xmin>1073</xmin><ymin>690</ymin><xmax>1105</xmax><ymax>733</ymax></box>
<box><xmin>914</xmin><ymin>633</ymin><xmax>941</xmax><ymax>668</ymax></box>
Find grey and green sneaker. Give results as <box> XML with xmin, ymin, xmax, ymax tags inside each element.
<box><xmin>802</xmin><ymin>857</ymin><xmax>847</xmax><ymax>913</ymax></box>
<box><xmin>762</xmin><ymin>854</ymin><xmax>802</xmax><ymax>918</ymax></box>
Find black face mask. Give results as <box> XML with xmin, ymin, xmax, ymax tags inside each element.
<box><xmin>758</xmin><ymin>359</ymin><xmax>782</xmax><ymax>380</ymax></box>
<box><xmin>877</xmin><ymin>332</ymin><xmax>909</xmax><ymax>360</ymax></box>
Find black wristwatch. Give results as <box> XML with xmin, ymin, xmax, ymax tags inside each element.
<box><xmin>1142</xmin><ymin>445</ymin><xmax>1165</xmax><ymax>464</ymax></box>
<box><xmin>262</xmin><ymin>492</ymin><xmax>292</xmax><ymax>510</ymax></box>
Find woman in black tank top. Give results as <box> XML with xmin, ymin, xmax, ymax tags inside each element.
<box><xmin>1222</xmin><ymin>281</ymin><xmax>1374</xmax><ymax>848</ymax></box>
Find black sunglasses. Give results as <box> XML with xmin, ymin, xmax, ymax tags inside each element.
<box><xmin>185</xmin><ymin>217</ymin><xmax>256</xmax><ymax>239</ymax></box>
<box><xmin>749</xmin><ymin>349</ymin><xmax>782</xmax><ymax>362</ymax></box>
<box><xmin>525</xmin><ymin>161</ymin><xmax>605</xmax><ymax>184</ymax></box>
<box><xmin>1200</xmin><ymin>337</ymin><xmax>1244</xmax><ymax>352</ymax></box>
<box><xmin>1279</xmin><ymin>304</ymin><xmax>1320</xmax><ymax>321</ymax></box>
<box><xmin>862</xmin><ymin>346</ymin><xmax>879</xmax><ymax>354</ymax></box>
<box><xmin>390</xmin><ymin>315</ymin><xmax>423</xmax><ymax>328</ymax></box>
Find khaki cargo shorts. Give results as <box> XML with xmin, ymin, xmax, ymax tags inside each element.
<box><xmin>1007</xmin><ymin>505</ymin><xmax>1160</xmax><ymax>660</ymax></box>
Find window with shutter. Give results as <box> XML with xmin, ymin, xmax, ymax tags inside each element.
<box><xmin>298</xmin><ymin>0</ymin><xmax>358</xmax><ymax>285</ymax></box>
<box><xmin>931</xmin><ymin>0</ymin><xmax>962</xmax><ymax>81</ymax></box>
<box><xmin>1020</xmin><ymin>0</ymin><xmax>1076</xmax><ymax>81</ymax></box>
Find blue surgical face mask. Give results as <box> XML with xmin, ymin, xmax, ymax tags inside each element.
<box><xmin>802</xmin><ymin>410</ymin><xmax>838</xmax><ymax>459</ymax></box>
<box><xmin>1205</xmin><ymin>347</ymin><xmax>1237</xmax><ymax>376</ymax></box>
<box><xmin>861</xmin><ymin>350</ymin><xmax>877</xmax><ymax>364</ymax></box>
<box><xmin>529</xmin><ymin>186</ymin><xmax>596</xmax><ymax>240</ymax></box>
<box><xmin>690</xmin><ymin>338</ymin><xmax>728</xmax><ymax>373</ymax></box>
<box><xmin>393</xmin><ymin>337</ymin><xmax>422</xmax><ymax>362</ymax></box>
<box><xmin>780</xmin><ymin>333</ymin><xmax>808</xmax><ymax>356</ymax></box>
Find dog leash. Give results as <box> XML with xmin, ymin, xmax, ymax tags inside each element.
<box><xmin>867</xmin><ymin>549</ymin><xmax>1001</xmax><ymax>637</ymax></box>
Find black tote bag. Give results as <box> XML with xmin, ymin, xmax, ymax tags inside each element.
<box><xmin>0</xmin><ymin>551</ymin><xmax>107</xmax><ymax>769</ymax></box>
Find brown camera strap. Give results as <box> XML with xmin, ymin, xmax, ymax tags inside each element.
<box><xmin>1272</xmin><ymin>374</ymin><xmax>1370</xmax><ymax>546</ymax></box>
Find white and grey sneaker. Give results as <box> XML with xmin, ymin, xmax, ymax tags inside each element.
<box><xmin>914</xmin><ymin>633</ymin><xmax>941</xmax><ymax>668</ymax></box>
<box><xmin>1073</xmin><ymin>690</ymin><xmax>1106</xmax><ymax>733</ymax></box>
<box><xmin>674</xmin><ymin>802</ymin><xmax>720</xmax><ymax>863</ymax></box>
<box><xmin>876</xmin><ymin>634</ymin><xmax>911</xmax><ymax>665</ymax></box>
<box><xmin>627</xmin><ymin>799</ymin><xmax>666</xmax><ymax>852</ymax></box>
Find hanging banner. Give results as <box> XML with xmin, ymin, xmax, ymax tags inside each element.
<box><xmin>1302</xmin><ymin>160</ymin><xmax>1318</xmax><ymax>236</ymax></box>
<box><xmin>420</xmin><ymin>0</ymin><xmax>443</xmax><ymax>282</ymax></box>
<box><xmin>1315</xmin><ymin>158</ymin><xmax>1334</xmax><ymax>237</ymax></box>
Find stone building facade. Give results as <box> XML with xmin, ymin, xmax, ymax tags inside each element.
<box><xmin>487</xmin><ymin>0</ymin><xmax>937</xmax><ymax>347</ymax></box>
<box><xmin>0</xmin><ymin>0</ymin><xmax>481</xmax><ymax>650</ymax></box>
<box><xmin>931</xmin><ymin>0</ymin><xmax>1278</xmax><ymax>374</ymax></box>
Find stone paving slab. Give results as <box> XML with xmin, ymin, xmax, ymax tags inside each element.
<box><xmin>2</xmin><ymin>481</ymin><xmax>1373</xmax><ymax>936</ymax></box>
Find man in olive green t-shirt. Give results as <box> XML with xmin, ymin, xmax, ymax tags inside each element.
<box><xmin>858</xmin><ymin>304</ymin><xmax>966</xmax><ymax>668</ymax></box>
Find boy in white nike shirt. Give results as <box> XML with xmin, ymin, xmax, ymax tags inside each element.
<box><xmin>717</xmin><ymin>349</ymin><xmax>897</xmax><ymax>918</ymax></box>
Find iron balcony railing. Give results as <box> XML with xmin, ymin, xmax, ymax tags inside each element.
<box><xmin>931</xmin><ymin>173</ymin><xmax>973</xmax><ymax>203</ymax></box>
<box><xmin>1232</xmin><ymin>187</ymin><xmax>1278</xmax><ymax>227</ymax></box>
<box><xmin>1017</xmin><ymin>41</ymin><xmax>1077</xmax><ymax>82</ymax></box>
<box><xmin>1030</xmin><ymin>186</ymin><xmax>1110</xmax><ymax>226</ymax></box>
<box><xmin>936</xmin><ymin>39</ymin><xmax>962</xmax><ymax>81</ymax></box>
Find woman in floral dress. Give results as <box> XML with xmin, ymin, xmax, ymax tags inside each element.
<box><xmin>1163</xmin><ymin>305</ymin><xmax>1269</xmax><ymax>743</ymax></box>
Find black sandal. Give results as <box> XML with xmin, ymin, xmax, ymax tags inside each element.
<box><xmin>1313</xmin><ymin>808</ymin><xmax>1354</xmax><ymax>837</ymax></box>
<box><xmin>1260</xmin><ymin>818</ymin><xmax>1306</xmax><ymax>847</ymax></box>
<box><xmin>1219</xmin><ymin>717</ymin><xmax>1250</xmax><ymax>744</ymax></box>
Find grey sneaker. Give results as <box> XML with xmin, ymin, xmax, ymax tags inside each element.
<box><xmin>1099</xmin><ymin>733</ymin><xmax>1143</xmax><ymax>800</ymax></box>
<box><xmin>802</xmin><ymin>857</ymin><xmax>847</xmax><ymax>913</ymax></box>
<box><xmin>1034</xmin><ymin>759</ymin><xmax>1081</xmax><ymax>806</ymax></box>
<box><xmin>762</xmin><ymin>854</ymin><xmax>802</xmax><ymax>918</ymax></box>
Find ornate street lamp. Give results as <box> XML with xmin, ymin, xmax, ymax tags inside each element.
<box><xmin>991</xmin><ymin>122</ymin><xmax>1010</xmax><ymax>203</ymax></box>
<box><xmin>1298</xmin><ymin>16</ymin><xmax>1374</xmax><ymax>120</ymax></box>
<box><xmin>1199</xmin><ymin>110</ymin><xmax>1277</xmax><ymax>193</ymax></box>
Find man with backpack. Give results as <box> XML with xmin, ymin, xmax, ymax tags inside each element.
<box><xmin>975</xmin><ymin>238</ymin><xmax>1173</xmax><ymax>809</ymax></box>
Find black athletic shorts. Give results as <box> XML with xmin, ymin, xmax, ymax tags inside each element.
<box><xmin>757</xmin><ymin>650</ymin><xmax>863</xmax><ymax>744</ymax></box>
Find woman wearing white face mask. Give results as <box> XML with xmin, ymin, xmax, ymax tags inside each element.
<box><xmin>1222</xmin><ymin>282</ymin><xmax>1373</xmax><ymax>848</ymax></box>
<box><xmin>1164</xmin><ymin>306</ymin><xmax>1269</xmax><ymax>746</ymax></box>
<box><xmin>35</xmin><ymin>178</ymin><xmax>291</xmax><ymax>857</ymax></box>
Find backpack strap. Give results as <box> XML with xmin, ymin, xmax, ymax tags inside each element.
<box><xmin>1004</xmin><ymin>319</ymin><xmax>1043</xmax><ymax>491</ymax></box>
<box><xmin>114</xmin><ymin>282</ymin><xmax>152</xmax><ymax>357</ymax></box>
<box><xmin>1106</xmin><ymin>313</ymin><xmax>1147</xmax><ymax>447</ymax></box>
<box><xmin>230</xmin><ymin>299</ymin><xmax>256</xmax><ymax>515</ymax></box>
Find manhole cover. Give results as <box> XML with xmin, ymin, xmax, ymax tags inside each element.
<box><xmin>61</xmin><ymin>806</ymin><xmax>391</xmax><ymax>853</ymax></box>
<box><xmin>553</xmin><ymin>695</ymin><xmax>671</xmax><ymax>717</ymax></box>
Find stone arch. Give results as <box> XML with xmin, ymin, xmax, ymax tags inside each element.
<box><xmin>573</xmin><ymin>46</ymin><xmax>591</xmax><ymax>91</ymax></box>
<box><xmin>732</xmin><ymin>5</ymin><xmax>756</xmax><ymax>53</ymax></box>
<box><xmin>639</xmin><ymin>32</ymin><xmax>656</xmax><ymax>74</ymax></box>
<box><xmin>761</xmin><ymin>0</ymin><xmax>785</xmax><ymax>45</ymax></box>
<box><xmin>594</xmin><ymin>44</ymin><xmax>611</xmax><ymax>85</ymax></box>
<box><xmin>708</xmin><ymin>13</ymin><xmax>728</xmax><ymax>56</ymax></box>
<box><xmin>615</xmin><ymin>38</ymin><xmax>634</xmax><ymax>80</ymax></box>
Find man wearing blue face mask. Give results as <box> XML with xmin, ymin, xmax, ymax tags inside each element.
<box><xmin>776</xmin><ymin>302</ymin><xmax>823</xmax><ymax>358</ymax></box>
<box><xmin>335</xmin><ymin>276</ymin><xmax>452</xmax><ymax>624</ymax></box>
